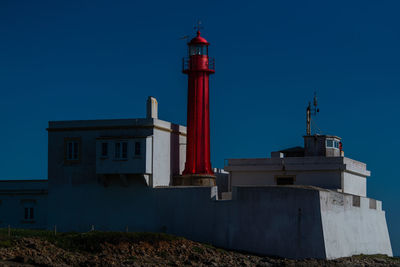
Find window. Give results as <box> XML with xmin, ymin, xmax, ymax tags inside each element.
<box><xmin>21</xmin><ymin>199</ymin><xmax>35</xmax><ymax>222</ymax></box>
<box><xmin>65</xmin><ymin>138</ymin><xmax>81</xmax><ymax>162</ymax></box>
<box><xmin>135</xmin><ymin>141</ymin><xmax>141</xmax><ymax>156</ymax></box>
<box><xmin>334</xmin><ymin>141</ymin><xmax>339</xmax><ymax>149</ymax></box>
<box><xmin>326</xmin><ymin>139</ymin><xmax>340</xmax><ymax>149</ymax></box>
<box><xmin>115</xmin><ymin>142</ymin><xmax>120</xmax><ymax>158</ymax></box>
<box><xmin>101</xmin><ymin>142</ymin><xmax>108</xmax><ymax>157</ymax></box>
<box><xmin>369</xmin><ymin>199</ymin><xmax>377</xmax><ymax>209</ymax></box>
<box><xmin>276</xmin><ymin>176</ymin><xmax>295</xmax><ymax>185</ymax></box>
<box><xmin>122</xmin><ymin>142</ymin><xmax>128</xmax><ymax>158</ymax></box>
<box><xmin>24</xmin><ymin>207</ymin><xmax>34</xmax><ymax>220</ymax></box>
<box><xmin>189</xmin><ymin>45</ymin><xmax>207</xmax><ymax>56</ymax></box>
<box><xmin>353</xmin><ymin>195</ymin><xmax>361</xmax><ymax>207</ymax></box>
<box><xmin>115</xmin><ymin>141</ymin><xmax>128</xmax><ymax>159</ymax></box>
<box><xmin>326</xmin><ymin>139</ymin><xmax>334</xmax><ymax>148</ymax></box>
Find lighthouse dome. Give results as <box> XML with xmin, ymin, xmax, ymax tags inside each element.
<box><xmin>189</xmin><ymin>31</ymin><xmax>210</xmax><ymax>45</ymax></box>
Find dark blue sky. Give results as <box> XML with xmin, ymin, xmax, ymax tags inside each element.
<box><xmin>1</xmin><ymin>0</ymin><xmax>399</xmax><ymax>256</ymax></box>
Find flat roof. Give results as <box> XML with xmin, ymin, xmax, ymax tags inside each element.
<box><xmin>303</xmin><ymin>134</ymin><xmax>341</xmax><ymax>139</ymax></box>
<box><xmin>47</xmin><ymin>118</ymin><xmax>187</xmax><ymax>135</ymax></box>
<box><xmin>0</xmin><ymin>179</ymin><xmax>48</xmax><ymax>193</ymax></box>
<box><xmin>225</xmin><ymin>156</ymin><xmax>370</xmax><ymax>177</ymax></box>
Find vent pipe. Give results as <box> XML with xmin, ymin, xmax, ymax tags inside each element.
<box><xmin>146</xmin><ymin>96</ymin><xmax>158</xmax><ymax>119</ymax></box>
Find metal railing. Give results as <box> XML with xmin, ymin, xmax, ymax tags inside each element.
<box><xmin>182</xmin><ymin>57</ymin><xmax>215</xmax><ymax>72</ymax></box>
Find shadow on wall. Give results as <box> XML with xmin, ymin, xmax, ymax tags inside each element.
<box><xmin>170</xmin><ymin>124</ymin><xmax>181</xmax><ymax>182</ymax></box>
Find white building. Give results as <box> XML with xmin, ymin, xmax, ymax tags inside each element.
<box><xmin>225</xmin><ymin>135</ymin><xmax>369</xmax><ymax>197</ymax></box>
<box><xmin>0</xmin><ymin>180</ymin><xmax>47</xmax><ymax>229</ymax></box>
<box><xmin>222</xmin><ymin>132</ymin><xmax>392</xmax><ymax>258</ymax></box>
<box><xmin>0</xmin><ymin>97</ymin><xmax>393</xmax><ymax>260</ymax></box>
<box><xmin>47</xmin><ymin>96</ymin><xmax>186</xmax><ymax>189</ymax></box>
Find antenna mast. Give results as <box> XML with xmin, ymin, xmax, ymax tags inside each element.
<box><xmin>194</xmin><ymin>20</ymin><xmax>203</xmax><ymax>33</ymax></box>
<box><xmin>306</xmin><ymin>92</ymin><xmax>319</xmax><ymax>135</ymax></box>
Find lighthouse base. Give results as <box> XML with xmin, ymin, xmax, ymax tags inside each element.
<box><xmin>173</xmin><ymin>174</ymin><xmax>216</xmax><ymax>186</ymax></box>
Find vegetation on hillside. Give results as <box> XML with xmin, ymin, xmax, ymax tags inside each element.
<box><xmin>0</xmin><ymin>229</ymin><xmax>398</xmax><ymax>266</ymax></box>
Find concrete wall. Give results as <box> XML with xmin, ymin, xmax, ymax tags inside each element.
<box><xmin>320</xmin><ymin>191</ymin><xmax>392</xmax><ymax>258</ymax></box>
<box><xmin>153</xmin><ymin>128</ymin><xmax>172</xmax><ymax>186</ymax></box>
<box><xmin>48</xmin><ymin>118</ymin><xmax>186</xmax><ymax>188</ymax></box>
<box><xmin>47</xmin><ymin>183</ymin><xmax>326</xmax><ymax>258</ymax></box>
<box><xmin>0</xmin><ymin>180</ymin><xmax>47</xmax><ymax>229</ymax></box>
<box><xmin>48</xmin><ymin>127</ymin><xmax>154</xmax><ymax>186</ymax></box>
<box><xmin>214</xmin><ymin>168</ymin><xmax>229</xmax><ymax>197</ymax></box>
<box><xmin>47</xmin><ymin>180</ymin><xmax>158</xmax><ymax>232</ymax></box>
<box><xmin>226</xmin><ymin>156</ymin><xmax>369</xmax><ymax>196</ymax></box>
<box><xmin>342</xmin><ymin>172</ymin><xmax>366</xmax><ymax>197</ymax></box>
<box><xmin>304</xmin><ymin>135</ymin><xmax>326</xmax><ymax>156</ymax></box>
<box><xmin>95</xmin><ymin>137</ymin><xmax>151</xmax><ymax>175</ymax></box>
<box><xmin>230</xmin><ymin>171</ymin><xmax>341</xmax><ymax>191</ymax></box>
<box><xmin>46</xmin><ymin>181</ymin><xmax>392</xmax><ymax>259</ymax></box>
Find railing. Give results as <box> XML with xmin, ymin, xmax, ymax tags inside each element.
<box><xmin>182</xmin><ymin>57</ymin><xmax>215</xmax><ymax>72</ymax></box>
<box><xmin>208</xmin><ymin>57</ymin><xmax>215</xmax><ymax>70</ymax></box>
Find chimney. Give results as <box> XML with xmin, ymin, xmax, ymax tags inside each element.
<box><xmin>146</xmin><ymin>96</ymin><xmax>158</xmax><ymax>119</ymax></box>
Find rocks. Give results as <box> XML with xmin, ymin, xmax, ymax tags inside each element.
<box><xmin>0</xmin><ymin>236</ymin><xmax>398</xmax><ymax>266</ymax></box>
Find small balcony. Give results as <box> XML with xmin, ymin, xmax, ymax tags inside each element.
<box><xmin>182</xmin><ymin>57</ymin><xmax>215</xmax><ymax>73</ymax></box>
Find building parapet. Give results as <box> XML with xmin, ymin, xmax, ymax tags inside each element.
<box><xmin>0</xmin><ymin>180</ymin><xmax>48</xmax><ymax>192</ymax></box>
<box><xmin>47</xmin><ymin>118</ymin><xmax>187</xmax><ymax>136</ymax></box>
<box><xmin>225</xmin><ymin>156</ymin><xmax>370</xmax><ymax>177</ymax></box>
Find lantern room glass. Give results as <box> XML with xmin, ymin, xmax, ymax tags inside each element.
<box><xmin>189</xmin><ymin>45</ymin><xmax>208</xmax><ymax>56</ymax></box>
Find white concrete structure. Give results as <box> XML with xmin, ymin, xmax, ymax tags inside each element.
<box><xmin>225</xmin><ymin>156</ymin><xmax>369</xmax><ymax>197</ymax></box>
<box><xmin>225</xmin><ymin>134</ymin><xmax>369</xmax><ymax>197</ymax></box>
<box><xmin>222</xmin><ymin>133</ymin><xmax>392</xmax><ymax>258</ymax></box>
<box><xmin>45</xmin><ymin>183</ymin><xmax>392</xmax><ymax>259</ymax></box>
<box><xmin>146</xmin><ymin>96</ymin><xmax>158</xmax><ymax>119</ymax></box>
<box><xmin>0</xmin><ymin>180</ymin><xmax>47</xmax><ymax>229</ymax></box>
<box><xmin>47</xmin><ymin>100</ymin><xmax>187</xmax><ymax>188</ymax></box>
<box><xmin>0</xmin><ymin>97</ymin><xmax>393</xmax><ymax>259</ymax></box>
<box><xmin>319</xmin><ymin>190</ymin><xmax>392</xmax><ymax>258</ymax></box>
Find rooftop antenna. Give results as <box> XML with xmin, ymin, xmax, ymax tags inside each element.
<box><xmin>179</xmin><ymin>35</ymin><xmax>190</xmax><ymax>41</ymax></box>
<box><xmin>306</xmin><ymin>91</ymin><xmax>319</xmax><ymax>135</ymax></box>
<box><xmin>179</xmin><ymin>20</ymin><xmax>203</xmax><ymax>42</ymax></box>
<box><xmin>194</xmin><ymin>20</ymin><xmax>203</xmax><ymax>34</ymax></box>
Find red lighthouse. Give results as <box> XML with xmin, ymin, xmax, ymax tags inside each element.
<box><xmin>181</xmin><ymin>30</ymin><xmax>216</xmax><ymax>186</ymax></box>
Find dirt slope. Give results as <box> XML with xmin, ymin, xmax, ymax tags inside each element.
<box><xmin>0</xmin><ymin>231</ymin><xmax>398</xmax><ymax>266</ymax></box>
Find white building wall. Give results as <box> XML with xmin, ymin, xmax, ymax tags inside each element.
<box><xmin>0</xmin><ymin>181</ymin><xmax>47</xmax><ymax>229</ymax></box>
<box><xmin>47</xmin><ymin>181</ymin><xmax>158</xmax><ymax>232</ymax></box>
<box><xmin>231</xmin><ymin>171</ymin><xmax>276</xmax><ymax>189</ymax></box>
<box><xmin>145</xmin><ymin>136</ymin><xmax>153</xmax><ymax>175</ymax></box>
<box><xmin>179</xmin><ymin>134</ymin><xmax>186</xmax><ymax>174</ymax></box>
<box><xmin>320</xmin><ymin>191</ymin><xmax>392</xmax><ymax>258</ymax></box>
<box><xmin>48</xmin><ymin>118</ymin><xmax>186</xmax><ymax>188</ymax></box>
<box><xmin>230</xmin><ymin>171</ymin><xmax>341</xmax><ymax>191</ymax></box>
<box><xmin>342</xmin><ymin>172</ymin><xmax>367</xmax><ymax>197</ymax></box>
<box><xmin>152</xmin><ymin>120</ymin><xmax>186</xmax><ymax>187</ymax></box>
<box><xmin>227</xmin><ymin>156</ymin><xmax>368</xmax><ymax>196</ymax></box>
<box><xmin>153</xmin><ymin>128</ymin><xmax>172</xmax><ymax>187</ymax></box>
<box><xmin>95</xmin><ymin>137</ymin><xmax>150</xmax><ymax>175</ymax></box>
<box><xmin>46</xmin><ymin>184</ymin><xmax>392</xmax><ymax>259</ymax></box>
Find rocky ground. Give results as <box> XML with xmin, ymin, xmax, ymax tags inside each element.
<box><xmin>0</xmin><ymin>230</ymin><xmax>398</xmax><ymax>266</ymax></box>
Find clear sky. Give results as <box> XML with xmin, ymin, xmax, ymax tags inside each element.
<box><xmin>1</xmin><ymin>0</ymin><xmax>399</xmax><ymax>256</ymax></box>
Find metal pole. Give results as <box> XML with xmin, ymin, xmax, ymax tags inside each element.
<box><xmin>306</xmin><ymin>103</ymin><xmax>311</xmax><ymax>136</ymax></box>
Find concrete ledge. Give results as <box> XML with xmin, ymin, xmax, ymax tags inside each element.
<box><xmin>173</xmin><ymin>174</ymin><xmax>216</xmax><ymax>186</ymax></box>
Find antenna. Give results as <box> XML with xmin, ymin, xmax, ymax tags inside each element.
<box><xmin>306</xmin><ymin>91</ymin><xmax>320</xmax><ymax>135</ymax></box>
<box><xmin>179</xmin><ymin>35</ymin><xmax>190</xmax><ymax>40</ymax></box>
<box><xmin>194</xmin><ymin>20</ymin><xmax>203</xmax><ymax>33</ymax></box>
<box><xmin>312</xmin><ymin>91</ymin><xmax>319</xmax><ymax>115</ymax></box>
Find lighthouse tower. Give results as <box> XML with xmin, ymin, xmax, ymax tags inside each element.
<box><xmin>178</xmin><ymin>30</ymin><xmax>216</xmax><ymax>186</ymax></box>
